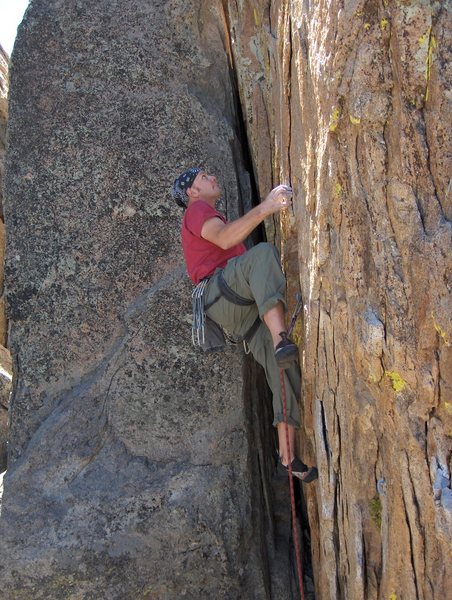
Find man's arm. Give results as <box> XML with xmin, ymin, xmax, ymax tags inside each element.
<box><xmin>201</xmin><ymin>184</ymin><xmax>292</xmax><ymax>250</ymax></box>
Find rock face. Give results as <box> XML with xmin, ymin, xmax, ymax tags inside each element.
<box><xmin>225</xmin><ymin>1</ymin><xmax>452</xmax><ymax>598</ymax></box>
<box><xmin>0</xmin><ymin>45</ymin><xmax>12</xmax><ymax>472</ymax></box>
<box><xmin>0</xmin><ymin>1</ymin><xmax>296</xmax><ymax>598</ymax></box>
<box><xmin>1</xmin><ymin>0</ymin><xmax>451</xmax><ymax>599</ymax></box>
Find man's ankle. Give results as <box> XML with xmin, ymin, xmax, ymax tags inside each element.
<box><xmin>279</xmin><ymin>455</ymin><xmax>294</xmax><ymax>467</ymax></box>
<box><xmin>274</xmin><ymin>330</ymin><xmax>287</xmax><ymax>347</ymax></box>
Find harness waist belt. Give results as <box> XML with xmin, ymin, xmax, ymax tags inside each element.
<box><xmin>243</xmin><ymin>314</ymin><xmax>261</xmax><ymax>344</ymax></box>
<box><xmin>203</xmin><ymin>271</ymin><xmax>260</xmax><ymax>345</ymax></box>
<box><xmin>217</xmin><ymin>271</ymin><xmax>255</xmax><ymax>306</ymax></box>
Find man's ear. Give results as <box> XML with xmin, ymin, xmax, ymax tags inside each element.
<box><xmin>186</xmin><ymin>186</ymin><xmax>199</xmax><ymax>199</ymax></box>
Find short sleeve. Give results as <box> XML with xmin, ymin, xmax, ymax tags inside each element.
<box><xmin>184</xmin><ymin>201</ymin><xmax>223</xmax><ymax>237</ymax></box>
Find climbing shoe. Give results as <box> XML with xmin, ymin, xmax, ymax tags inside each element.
<box><xmin>274</xmin><ymin>332</ymin><xmax>298</xmax><ymax>369</ymax></box>
<box><xmin>280</xmin><ymin>457</ymin><xmax>318</xmax><ymax>483</ymax></box>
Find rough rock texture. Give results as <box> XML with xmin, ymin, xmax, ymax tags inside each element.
<box><xmin>0</xmin><ymin>1</ymin><xmax>296</xmax><ymax>598</ymax></box>
<box><xmin>0</xmin><ymin>45</ymin><xmax>8</xmax><ymax>218</ymax></box>
<box><xmin>0</xmin><ymin>45</ymin><xmax>11</xmax><ymax>471</ymax></box>
<box><xmin>2</xmin><ymin>1</ymin><xmax>451</xmax><ymax>599</ymax></box>
<box><xmin>225</xmin><ymin>0</ymin><xmax>452</xmax><ymax>598</ymax></box>
<box><xmin>0</xmin><ymin>345</ymin><xmax>12</xmax><ymax>472</ymax></box>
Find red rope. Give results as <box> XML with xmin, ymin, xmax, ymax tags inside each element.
<box><xmin>280</xmin><ymin>368</ymin><xmax>305</xmax><ymax>600</ymax></box>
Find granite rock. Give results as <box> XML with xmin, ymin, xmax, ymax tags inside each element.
<box><xmin>0</xmin><ymin>1</ymin><xmax>294</xmax><ymax>598</ymax></box>
<box><xmin>225</xmin><ymin>1</ymin><xmax>452</xmax><ymax>598</ymax></box>
<box><xmin>0</xmin><ymin>45</ymin><xmax>11</xmax><ymax>470</ymax></box>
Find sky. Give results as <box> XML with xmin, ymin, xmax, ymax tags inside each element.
<box><xmin>0</xmin><ymin>0</ymin><xmax>30</xmax><ymax>56</ymax></box>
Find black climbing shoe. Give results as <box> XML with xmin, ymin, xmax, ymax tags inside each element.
<box><xmin>280</xmin><ymin>457</ymin><xmax>319</xmax><ymax>483</ymax></box>
<box><xmin>274</xmin><ymin>332</ymin><xmax>298</xmax><ymax>369</ymax></box>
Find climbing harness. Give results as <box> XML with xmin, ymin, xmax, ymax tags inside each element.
<box><xmin>191</xmin><ymin>272</ymin><xmax>261</xmax><ymax>353</ymax></box>
<box><xmin>216</xmin><ymin>271</ymin><xmax>255</xmax><ymax>306</ymax></box>
<box><xmin>280</xmin><ymin>293</ymin><xmax>305</xmax><ymax>600</ymax></box>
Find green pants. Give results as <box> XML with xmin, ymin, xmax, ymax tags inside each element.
<box><xmin>204</xmin><ymin>243</ymin><xmax>301</xmax><ymax>428</ymax></box>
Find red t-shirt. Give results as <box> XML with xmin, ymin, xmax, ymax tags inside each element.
<box><xmin>182</xmin><ymin>200</ymin><xmax>246</xmax><ymax>284</ymax></box>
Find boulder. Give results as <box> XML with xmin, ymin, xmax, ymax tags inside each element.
<box><xmin>0</xmin><ymin>1</ymin><xmax>294</xmax><ymax>598</ymax></box>
<box><xmin>0</xmin><ymin>45</ymin><xmax>10</xmax><ymax>470</ymax></box>
<box><xmin>0</xmin><ymin>44</ymin><xmax>8</xmax><ymax>219</ymax></box>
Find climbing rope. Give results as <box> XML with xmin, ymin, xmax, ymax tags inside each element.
<box><xmin>280</xmin><ymin>368</ymin><xmax>305</xmax><ymax>600</ymax></box>
<box><xmin>281</xmin><ymin>292</ymin><xmax>305</xmax><ymax>600</ymax></box>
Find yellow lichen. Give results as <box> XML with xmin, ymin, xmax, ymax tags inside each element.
<box><xmin>369</xmin><ymin>495</ymin><xmax>382</xmax><ymax>528</ymax></box>
<box><xmin>444</xmin><ymin>402</ymin><xmax>452</xmax><ymax>415</ymax></box>
<box><xmin>364</xmin><ymin>22</ymin><xmax>371</xmax><ymax>30</ymax></box>
<box><xmin>264</xmin><ymin>53</ymin><xmax>271</xmax><ymax>80</ymax></box>
<box><xmin>432</xmin><ymin>313</ymin><xmax>450</xmax><ymax>346</ymax></box>
<box><xmin>350</xmin><ymin>115</ymin><xmax>361</xmax><ymax>125</ymax></box>
<box><xmin>423</xmin><ymin>28</ymin><xmax>437</xmax><ymax>102</ymax></box>
<box><xmin>333</xmin><ymin>182</ymin><xmax>342</xmax><ymax>198</ymax></box>
<box><xmin>292</xmin><ymin>317</ymin><xmax>303</xmax><ymax>347</ymax></box>
<box><xmin>355</xmin><ymin>10</ymin><xmax>363</xmax><ymax>17</ymax></box>
<box><xmin>381</xmin><ymin>18</ymin><xmax>389</xmax><ymax>30</ymax></box>
<box><xmin>385</xmin><ymin>371</ymin><xmax>407</xmax><ymax>393</ymax></box>
<box><xmin>427</xmin><ymin>34</ymin><xmax>437</xmax><ymax>78</ymax></box>
<box><xmin>389</xmin><ymin>594</ymin><xmax>397</xmax><ymax>600</ymax></box>
<box><xmin>419</xmin><ymin>30</ymin><xmax>429</xmax><ymax>47</ymax></box>
<box><xmin>253</xmin><ymin>8</ymin><xmax>260</xmax><ymax>27</ymax></box>
<box><xmin>329</xmin><ymin>107</ymin><xmax>340</xmax><ymax>132</ymax></box>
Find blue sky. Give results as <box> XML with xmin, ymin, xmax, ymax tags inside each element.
<box><xmin>0</xmin><ymin>0</ymin><xmax>30</xmax><ymax>56</ymax></box>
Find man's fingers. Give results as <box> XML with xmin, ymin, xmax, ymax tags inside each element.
<box><xmin>263</xmin><ymin>184</ymin><xmax>293</xmax><ymax>211</ymax></box>
<box><xmin>273</xmin><ymin>185</ymin><xmax>293</xmax><ymax>199</ymax></box>
<box><xmin>280</xmin><ymin>197</ymin><xmax>290</xmax><ymax>207</ymax></box>
<box><xmin>277</xmin><ymin>185</ymin><xmax>292</xmax><ymax>206</ymax></box>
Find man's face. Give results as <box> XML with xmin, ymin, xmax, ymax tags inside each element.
<box><xmin>188</xmin><ymin>171</ymin><xmax>221</xmax><ymax>204</ymax></box>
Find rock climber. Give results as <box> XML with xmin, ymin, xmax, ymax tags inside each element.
<box><xmin>172</xmin><ymin>167</ymin><xmax>318</xmax><ymax>483</ymax></box>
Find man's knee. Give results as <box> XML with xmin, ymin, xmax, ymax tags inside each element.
<box><xmin>249</xmin><ymin>242</ymin><xmax>280</xmax><ymax>261</ymax></box>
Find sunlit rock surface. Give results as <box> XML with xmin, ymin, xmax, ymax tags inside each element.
<box><xmin>225</xmin><ymin>1</ymin><xmax>452</xmax><ymax>598</ymax></box>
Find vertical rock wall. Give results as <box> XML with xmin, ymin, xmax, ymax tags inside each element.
<box><xmin>226</xmin><ymin>0</ymin><xmax>451</xmax><ymax>598</ymax></box>
<box><xmin>0</xmin><ymin>45</ymin><xmax>12</xmax><ymax>473</ymax></box>
<box><xmin>0</xmin><ymin>1</ymin><xmax>293</xmax><ymax>598</ymax></box>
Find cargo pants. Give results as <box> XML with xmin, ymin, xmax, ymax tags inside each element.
<box><xmin>204</xmin><ymin>242</ymin><xmax>301</xmax><ymax>427</ymax></box>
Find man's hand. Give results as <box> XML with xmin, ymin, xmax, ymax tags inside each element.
<box><xmin>261</xmin><ymin>185</ymin><xmax>293</xmax><ymax>214</ymax></box>
<box><xmin>201</xmin><ymin>184</ymin><xmax>293</xmax><ymax>250</ymax></box>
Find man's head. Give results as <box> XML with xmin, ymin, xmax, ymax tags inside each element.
<box><xmin>172</xmin><ymin>168</ymin><xmax>221</xmax><ymax>209</ymax></box>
